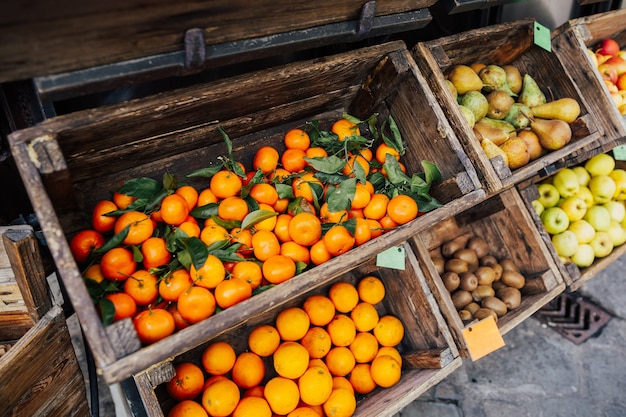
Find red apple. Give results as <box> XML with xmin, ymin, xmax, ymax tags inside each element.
<box><xmin>597</xmin><ymin>38</ymin><xmax>620</xmax><ymax>57</ymax></box>
<box><xmin>599</xmin><ymin>63</ymin><xmax>619</xmax><ymax>84</ymax></box>
<box><xmin>604</xmin><ymin>56</ymin><xmax>626</xmax><ymax>75</ymax></box>
<box><xmin>596</xmin><ymin>53</ymin><xmax>612</xmax><ymax>65</ymax></box>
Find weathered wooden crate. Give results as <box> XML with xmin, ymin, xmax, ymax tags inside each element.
<box><xmin>411</xmin><ymin>19</ymin><xmax>603</xmax><ymax>195</ymax></box>
<box><xmin>408</xmin><ymin>187</ymin><xmax>565</xmax><ymax>357</ymax></box>
<box><xmin>552</xmin><ymin>8</ymin><xmax>626</xmax><ymax>156</ymax></box>
<box><xmin>0</xmin><ymin>227</ymin><xmax>89</xmax><ymax>417</ymax></box>
<box><xmin>132</xmin><ymin>242</ymin><xmax>462</xmax><ymax>417</ymax></box>
<box><xmin>8</xmin><ymin>41</ymin><xmax>485</xmax><ymax>384</ymax></box>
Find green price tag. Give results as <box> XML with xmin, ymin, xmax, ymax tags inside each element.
<box><xmin>613</xmin><ymin>145</ymin><xmax>626</xmax><ymax>161</ymax></box>
<box><xmin>376</xmin><ymin>245</ymin><xmax>405</xmax><ymax>270</ymax></box>
<box><xmin>534</xmin><ymin>21</ymin><xmax>551</xmax><ymax>52</ymax></box>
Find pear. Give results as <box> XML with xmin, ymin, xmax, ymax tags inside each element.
<box><xmin>460</xmin><ymin>90</ymin><xmax>489</xmax><ymax>122</ymax></box>
<box><xmin>473</xmin><ymin>117</ymin><xmax>515</xmax><ymax>146</ymax></box>
<box><xmin>448</xmin><ymin>65</ymin><xmax>483</xmax><ymax>95</ymax></box>
<box><xmin>503</xmin><ymin>65</ymin><xmax>523</xmax><ymax>95</ymax></box>
<box><xmin>470</xmin><ymin>62</ymin><xmax>486</xmax><ymax>73</ymax></box>
<box><xmin>531</xmin><ymin>98</ymin><xmax>581</xmax><ymax>123</ymax></box>
<box><xmin>518</xmin><ymin>74</ymin><xmax>546</xmax><ymax>108</ymax></box>
<box><xmin>481</xmin><ymin>138</ymin><xmax>509</xmax><ymax>167</ymax></box>
<box><xmin>499</xmin><ymin>137</ymin><xmax>530</xmax><ymax>169</ymax></box>
<box><xmin>531</xmin><ymin>118</ymin><xmax>572</xmax><ymax>151</ymax></box>
<box><xmin>517</xmin><ymin>129</ymin><xmax>545</xmax><ymax>161</ymax></box>
<box><xmin>504</xmin><ymin>103</ymin><xmax>533</xmax><ymax>129</ymax></box>
<box><xmin>486</xmin><ymin>89</ymin><xmax>515</xmax><ymax>119</ymax></box>
<box><xmin>459</xmin><ymin>105</ymin><xmax>476</xmax><ymax>128</ymax></box>
<box><xmin>479</xmin><ymin>65</ymin><xmax>515</xmax><ymax>95</ymax></box>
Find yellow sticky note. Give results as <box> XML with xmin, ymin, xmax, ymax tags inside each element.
<box><xmin>462</xmin><ymin>315</ymin><xmax>505</xmax><ymax>361</ymax></box>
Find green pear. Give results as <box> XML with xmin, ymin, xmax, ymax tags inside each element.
<box><xmin>474</xmin><ymin>117</ymin><xmax>515</xmax><ymax>146</ymax></box>
<box><xmin>479</xmin><ymin>65</ymin><xmax>516</xmax><ymax>95</ymax></box>
<box><xmin>448</xmin><ymin>65</ymin><xmax>483</xmax><ymax>95</ymax></box>
<box><xmin>518</xmin><ymin>74</ymin><xmax>546</xmax><ymax>108</ymax></box>
<box><xmin>459</xmin><ymin>105</ymin><xmax>476</xmax><ymax>128</ymax></box>
<box><xmin>486</xmin><ymin>90</ymin><xmax>515</xmax><ymax>119</ymax></box>
<box><xmin>531</xmin><ymin>98</ymin><xmax>581</xmax><ymax>123</ymax></box>
<box><xmin>531</xmin><ymin>118</ymin><xmax>572</xmax><ymax>151</ymax></box>
<box><xmin>504</xmin><ymin>103</ymin><xmax>533</xmax><ymax>129</ymax></box>
<box><xmin>460</xmin><ymin>90</ymin><xmax>489</xmax><ymax>122</ymax></box>
<box><xmin>445</xmin><ymin>79</ymin><xmax>458</xmax><ymax>101</ymax></box>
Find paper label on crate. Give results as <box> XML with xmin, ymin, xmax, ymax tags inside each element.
<box><xmin>462</xmin><ymin>316</ymin><xmax>505</xmax><ymax>361</ymax></box>
<box><xmin>612</xmin><ymin>145</ymin><xmax>626</xmax><ymax>161</ymax></box>
<box><xmin>376</xmin><ymin>245</ymin><xmax>405</xmax><ymax>270</ymax></box>
<box><xmin>534</xmin><ymin>22</ymin><xmax>552</xmax><ymax>52</ymax></box>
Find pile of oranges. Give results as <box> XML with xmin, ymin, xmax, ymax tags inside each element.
<box><xmin>69</xmin><ymin>115</ymin><xmax>439</xmax><ymax>345</ymax></box>
<box><xmin>164</xmin><ymin>276</ymin><xmax>405</xmax><ymax>417</ymax></box>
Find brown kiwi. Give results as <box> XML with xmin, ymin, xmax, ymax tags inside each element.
<box><xmin>481</xmin><ymin>296</ymin><xmax>508</xmax><ymax>317</ymax></box>
<box><xmin>453</xmin><ymin>248</ymin><xmax>479</xmax><ymax>272</ymax></box>
<box><xmin>500</xmin><ymin>259</ymin><xmax>519</xmax><ymax>272</ymax></box>
<box><xmin>501</xmin><ymin>270</ymin><xmax>525</xmax><ymax>289</ymax></box>
<box><xmin>441</xmin><ymin>235</ymin><xmax>468</xmax><ymax>258</ymax></box>
<box><xmin>472</xmin><ymin>285</ymin><xmax>495</xmax><ymax>302</ymax></box>
<box><xmin>432</xmin><ymin>258</ymin><xmax>445</xmax><ymax>275</ymax></box>
<box><xmin>459</xmin><ymin>272</ymin><xmax>478</xmax><ymax>291</ymax></box>
<box><xmin>467</xmin><ymin>236</ymin><xmax>489</xmax><ymax>258</ymax></box>
<box><xmin>451</xmin><ymin>290</ymin><xmax>473</xmax><ymax>310</ymax></box>
<box><xmin>491</xmin><ymin>263</ymin><xmax>503</xmax><ymax>281</ymax></box>
<box><xmin>465</xmin><ymin>302</ymin><xmax>481</xmax><ymax>315</ymax></box>
<box><xmin>445</xmin><ymin>258</ymin><xmax>469</xmax><ymax>274</ymax></box>
<box><xmin>496</xmin><ymin>287</ymin><xmax>522</xmax><ymax>310</ymax></box>
<box><xmin>442</xmin><ymin>271</ymin><xmax>461</xmax><ymax>292</ymax></box>
<box><xmin>491</xmin><ymin>280</ymin><xmax>508</xmax><ymax>291</ymax></box>
<box><xmin>475</xmin><ymin>266</ymin><xmax>496</xmax><ymax>286</ymax></box>
<box><xmin>480</xmin><ymin>255</ymin><xmax>498</xmax><ymax>267</ymax></box>
<box><xmin>458</xmin><ymin>310</ymin><xmax>473</xmax><ymax>321</ymax></box>
<box><xmin>473</xmin><ymin>307</ymin><xmax>498</xmax><ymax>323</ymax></box>
<box><xmin>429</xmin><ymin>246</ymin><xmax>443</xmax><ymax>259</ymax></box>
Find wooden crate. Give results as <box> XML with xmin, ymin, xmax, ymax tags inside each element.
<box><xmin>0</xmin><ymin>227</ymin><xmax>89</xmax><ymax>417</ymax></box>
<box><xmin>411</xmin><ymin>19</ymin><xmax>603</xmax><ymax>195</ymax></box>
<box><xmin>552</xmin><ymin>8</ymin><xmax>626</xmax><ymax>156</ymax></box>
<box><xmin>132</xmin><ymin>242</ymin><xmax>462</xmax><ymax>417</ymax></box>
<box><xmin>408</xmin><ymin>188</ymin><xmax>565</xmax><ymax>357</ymax></box>
<box><xmin>8</xmin><ymin>41</ymin><xmax>485</xmax><ymax>384</ymax></box>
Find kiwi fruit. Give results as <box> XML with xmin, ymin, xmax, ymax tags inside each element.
<box><xmin>445</xmin><ymin>258</ymin><xmax>469</xmax><ymax>274</ymax></box>
<box><xmin>491</xmin><ymin>280</ymin><xmax>508</xmax><ymax>291</ymax></box>
<box><xmin>432</xmin><ymin>257</ymin><xmax>445</xmax><ymax>275</ymax></box>
<box><xmin>491</xmin><ymin>263</ymin><xmax>503</xmax><ymax>281</ymax></box>
<box><xmin>441</xmin><ymin>235</ymin><xmax>468</xmax><ymax>258</ymax></box>
<box><xmin>459</xmin><ymin>272</ymin><xmax>478</xmax><ymax>291</ymax></box>
<box><xmin>473</xmin><ymin>307</ymin><xmax>498</xmax><ymax>323</ymax></box>
<box><xmin>496</xmin><ymin>287</ymin><xmax>522</xmax><ymax>310</ymax></box>
<box><xmin>472</xmin><ymin>285</ymin><xmax>495</xmax><ymax>302</ymax></box>
<box><xmin>480</xmin><ymin>255</ymin><xmax>498</xmax><ymax>267</ymax></box>
<box><xmin>465</xmin><ymin>302</ymin><xmax>481</xmax><ymax>315</ymax></box>
<box><xmin>453</xmin><ymin>248</ymin><xmax>479</xmax><ymax>271</ymax></box>
<box><xmin>458</xmin><ymin>309</ymin><xmax>473</xmax><ymax>321</ymax></box>
<box><xmin>442</xmin><ymin>271</ymin><xmax>461</xmax><ymax>292</ymax></box>
<box><xmin>475</xmin><ymin>266</ymin><xmax>496</xmax><ymax>286</ymax></box>
<box><xmin>451</xmin><ymin>290</ymin><xmax>473</xmax><ymax>310</ymax></box>
<box><xmin>481</xmin><ymin>296</ymin><xmax>508</xmax><ymax>317</ymax></box>
<box><xmin>429</xmin><ymin>246</ymin><xmax>443</xmax><ymax>259</ymax></box>
<box><xmin>501</xmin><ymin>270</ymin><xmax>525</xmax><ymax>289</ymax></box>
<box><xmin>466</xmin><ymin>236</ymin><xmax>489</xmax><ymax>258</ymax></box>
<box><xmin>500</xmin><ymin>259</ymin><xmax>519</xmax><ymax>272</ymax></box>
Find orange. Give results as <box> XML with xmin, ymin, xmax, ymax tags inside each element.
<box><xmin>288</xmin><ymin>212</ymin><xmax>322</xmax><ymax>246</ymax></box>
<box><xmin>351</xmin><ymin>183</ymin><xmax>372</xmax><ymax>210</ymax></box>
<box><xmin>379</xmin><ymin>215</ymin><xmax>399</xmax><ymax>230</ymax></box>
<box><xmin>232</xmin><ymin>396</ymin><xmax>272</xmax><ymax>417</ymax></box>
<box><xmin>303</xmin><ymin>294</ymin><xmax>336</xmax><ymax>326</ymax></box>
<box><xmin>375</xmin><ymin>346</ymin><xmax>402</xmax><ymax>367</ymax></box>
<box><xmin>100</xmin><ymin>247</ymin><xmax>137</xmax><ymax>281</ymax></box>
<box><xmin>113</xmin><ymin>191</ymin><xmax>136</xmax><ymax>210</ymax></box>
<box><xmin>159</xmin><ymin>268</ymin><xmax>193</xmax><ymax>302</ymax></box>
<box><xmin>319</xmin><ymin>203</ymin><xmax>348</xmax><ymax>224</ymax></box>
<box><xmin>217</xmin><ymin>196</ymin><xmax>249</xmax><ymax>221</ymax></box>
<box><xmin>253</xmin><ymin>203</ymin><xmax>277</xmax><ymax>231</ymax></box>
<box><xmin>274</xmin><ymin>214</ymin><xmax>294</xmax><ymax>243</ymax></box>
<box><xmin>375</xmin><ymin>143</ymin><xmax>400</xmax><ymax>164</ymax></box>
<box><xmin>201</xmin><ymin>378</ymin><xmax>240</xmax><ymax>417</ymax></box>
<box><xmin>168</xmin><ymin>400</ymin><xmax>208</xmax><ymax>417</ymax></box>
<box><xmin>273</xmin><ymin>341</ymin><xmax>310</xmax><ymax>379</ymax></box>
<box><xmin>177</xmin><ymin>286</ymin><xmax>216</xmax><ymax>323</ymax></box>
<box><xmin>359</xmin><ymin>148</ymin><xmax>373</xmax><ymax>162</ymax></box>
<box><xmin>231</xmin><ymin>260</ymin><xmax>263</xmax><ymax>290</ymax></box>
<box><xmin>366</xmin><ymin>218</ymin><xmax>384</xmax><ymax>239</ymax></box>
<box><xmin>141</xmin><ymin>236</ymin><xmax>172</xmax><ymax>270</ymax></box>
<box><xmin>249</xmin><ymin>183</ymin><xmax>279</xmax><ymax>206</ymax></box>
<box><xmin>200</xmin><ymin>224</ymin><xmax>230</xmax><ymax>247</ymax></box>
<box><xmin>133</xmin><ymin>308</ymin><xmax>175</xmax><ymax>345</ymax></box>
<box><xmin>328</xmin><ymin>281</ymin><xmax>359</xmax><ymax>313</ymax></box>
<box><xmin>232</xmin><ymin>351</ymin><xmax>265</xmax><ymax>389</ymax></box>
<box><xmin>342</xmin><ymin>154</ymin><xmax>370</xmax><ymax>177</ymax></box>
<box><xmin>348</xmin><ymin>363</ymin><xmax>377</xmax><ymax>395</ymax></box>
<box><xmin>178</xmin><ymin>221</ymin><xmax>201</xmax><ymax>238</ymax></box>
<box><xmin>357</xmin><ymin>276</ymin><xmax>386</xmax><ymax>304</ymax></box>
<box><xmin>202</xmin><ymin>341</ymin><xmax>236</xmax><ymax>375</ymax></box>
<box><xmin>305</xmin><ymin>147</ymin><xmax>328</xmax><ymax>160</ymax></box>
<box><xmin>91</xmin><ymin>200</ymin><xmax>118</xmax><ymax>233</ymax></box>
<box><xmin>190</xmin><ymin>254</ymin><xmax>225</xmax><ymax>289</ymax></box>
<box><xmin>114</xmin><ymin>211</ymin><xmax>154</xmax><ymax>245</ymax></box>
<box><xmin>280</xmin><ymin>241</ymin><xmax>311</xmax><ymax>264</ymax></box>
<box><xmin>332</xmin><ymin>119</ymin><xmax>360</xmax><ymax>140</ymax></box>
<box><xmin>373</xmin><ymin>315</ymin><xmax>405</xmax><ymax>347</ymax></box>
<box><xmin>309</xmin><ymin>358</ymin><xmax>329</xmax><ymax>372</ymax></box>
<box><xmin>298</xmin><ymin>366</ymin><xmax>333</xmax><ymax>406</ymax></box>
<box><xmin>370</xmin><ymin>354</ymin><xmax>402</xmax><ymax>388</ymax></box>
<box><xmin>270</xmin><ymin>167</ymin><xmax>292</xmax><ymax>183</ymax></box>
<box><xmin>160</xmin><ymin>194</ymin><xmax>191</xmax><ymax>226</ymax></box>
<box><xmin>210</xmin><ymin>170</ymin><xmax>243</xmax><ymax>200</ymax></box>
<box><xmin>284</xmin><ymin>128</ymin><xmax>311</xmax><ymax>150</ymax></box>
<box><xmin>275</xmin><ymin>306</ymin><xmax>310</xmax><ymax>341</ymax></box>
<box><xmin>348</xmin><ymin>208</ymin><xmax>364</xmax><ymax>219</ymax></box>
<box><xmin>261</xmin><ymin>254</ymin><xmax>296</xmax><ymax>284</ymax></box>
<box><xmin>282</xmin><ymin>148</ymin><xmax>308</xmax><ymax>173</ymax></box>
<box><xmin>166</xmin><ymin>362</ymin><xmax>205</xmax><ymax>401</ymax></box>
<box><xmin>288</xmin><ymin>407</ymin><xmax>322</xmax><ymax>417</ymax></box>
<box><xmin>332</xmin><ymin>376</ymin><xmax>354</xmax><ymax>394</ymax></box>
<box><xmin>124</xmin><ymin>269</ymin><xmax>159</xmax><ymax>306</ymax></box>
<box><xmin>168</xmin><ymin>303</ymin><xmax>191</xmax><ymax>332</ymax></box>
<box><xmin>253</xmin><ymin>146</ymin><xmax>280</xmax><ymax>174</ymax></box>
<box><xmin>363</xmin><ymin>193</ymin><xmax>390</xmax><ymax>220</ymax></box>
<box><xmin>197</xmin><ymin>187</ymin><xmax>218</xmax><ymax>207</ymax></box>
<box><xmin>175</xmin><ymin>185</ymin><xmax>199</xmax><ymax>210</ymax></box>
<box><xmin>83</xmin><ymin>264</ymin><xmax>105</xmax><ymax>283</ymax></box>
<box><xmin>325</xmin><ymin>346</ymin><xmax>356</xmax><ymax>377</ymax></box>
<box><xmin>104</xmin><ymin>292</ymin><xmax>137</xmax><ymax>322</ymax></box>
<box><xmin>230</xmin><ymin>227</ymin><xmax>253</xmax><ymax>249</ymax></box>
<box><xmin>248</xmin><ymin>324</ymin><xmax>281</xmax><ymax>357</ymax></box>
<box><xmin>292</xmin><ymin>172</ymin><xmax>323</xmax><ymax>203</ymax></box>
<box><xmin>301</xmin><ymin>327</ymin><xmax>332</xmax><ymax>359</ymax></box>
<box><xmin>274</xmin><ymin>197</ymin><xmax>290</xmax><ymax>213</ymax></box>
<box><xmin>251</xmin><ymin>230</ymin><xmax>280</xmax><ymax>261</ymax></box>
<box><xmin>242</xmin><ymin>385</ymin><xmax>265</xmax><ymax>398</ymax></box>
<box><xmin>309</xmin><ymin>240</ymin><xmax>332</xmax><ymax>266</ymax></box>
<box><xmin>323</xmin><ymin>225</ymin><xmax>355</xmax><ymax>257</ymax></box>
<box><xmin>326</xmin><ymin>314</ymin><xmax>356</xmax><ymax>347</ymax></box>
<box><xmin>350</xmin><ymin>302</ymin><xmax>379</xmax><ymax>332</ymax></box>
<box><xmin>353</xmin><ymin>217</ymin><xmax>372</xmax><ymax>246</ymax></box>
<box><xmin>349</xmin><ymin>331</ymin><xmax>379</xmax><ymax>364</ymax></box>
<box><xmin>264</xmin><ymin>376</ymin><xmax>300</xmax><ymax>415</ymax></box>
<box><xmin>70</xmin><ymin>229</ymin><xmax>106</xmax><ymax>263</ymax></box>
<box><xmin>387</xmin><ymin>194</ymin><xmax>418</xmax><ymax>225</ymax></box>
<box><xmin>323</xmin><ymin>388</ymin><xmax>357</xmax><ymax>417</ymax></box>
<box><xmin>214</xmin><ymin>278</ymin><xmax>252</xmax><ymax>309</ymax></box>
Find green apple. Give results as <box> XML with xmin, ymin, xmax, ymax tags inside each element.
<box><xmin>584</xmin><ymin>205</ymin><xmax>612</xmax><ymax>232</ymax></box>
<box><xmin>537</xmin><ymin>183</ymin><xmax>560</xmax><ymax>208</ymax></box>
<box><xmin>609</xmin><ymin>168</ymin><xmax>626</xmax><ymax>200</ymax></box>
<box><xmin>607</xmin><ymin>220</ymin><xmax>626</xmax><ymax>247</ymax></box>
<box><xmin>552</xmin><ymin>168</ymin><xmax>580</xmax><ymax>198</ymax></box>
<box><xmin>572</xmin><ymin>166</ymin><xmax>591</xmax><ymax>186</ymax></box>
<box><xmin>602</xmin><ymin>200</ymin><xmax>626</xmax><ymax>223</ymax></box>
<box><xmin>559</xmin><ymin>196</ymin><xmax>587</xmax><ymax>221</ymax></box>
<box><xmin>568</xmin><ymin>219</ymin><xmax>596</xmax><ymax>244</ymax></box>
<box><xmin>574</xmin><ymin>186</ymin><xmax>595</xmax><ymax>208</ymax></box>
<box><xmin>589</xmin><ymin>175</ymin><xmax>617</xmax><ymax>204</ymax></box>
<box><xmin>532</xmin><ymin>200</ymin><xmax>544</xmax><ymax>216</ymax></box>
<box><xmin>551</xmin><ymin>230</ymin><xmax>579</xmax><ymax>257</ymax></box>
<box><xmin>584</xmin><ymin>153</ymin><xmax>615</xmax><ymax>177</ymax></box>
<box><xmin>589</xmin><ymin>231</ymin><xmax>614</xmax><ymax>258</ymax></box>
<box><xmin>570</xmin><ymin>243</ymin><xmax>595</xmax><ymax>268</ymax></box>
<box><xmin>540</xmin><ymin>207</ymin><xmax>570</xmax><ymax>235</ymax></box>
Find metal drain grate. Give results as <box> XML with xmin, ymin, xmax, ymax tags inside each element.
<box><xmin>534</xmin><ymin>292</ymin><xmax>613</xmax><ymax>345</ymax></box>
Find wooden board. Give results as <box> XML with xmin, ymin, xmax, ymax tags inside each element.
<box><xmin>8</xmin><ymin>41</ymin><xmax>484</xmax><ymax>384</ymax></box>
<box><xmin>411</xmin><ymin>19</ymin><xmax>604</xmax><ymax>195</ymax></box>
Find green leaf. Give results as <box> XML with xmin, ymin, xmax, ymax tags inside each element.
<box><xmin>383</xmin><ymin>154</ymin><xmax>411</xmax><ymax>187</ymax></box>
<box><xmin>205</xmin><ymin>239</ymin><xmax>232</xmax><ymax>253</ymax></box>
<box><xmin>314</xmin><ymin>172</ymin><xmax>349</xmax><ymax>186</ymax></box>
<box><xmin>190</xmin><ymin>203</ymin><xmax>219</xmax><ymax>219</ymax></box>
<box><xmin>241</xmin><ymin>209</ymin><xmax>278</xmax><ymax>230</ymax></box>
<box><xmin>288</xmin><ymin>197</ymin><xmax>314</xmax><ymax>215</ymax></box>
<box><xmin>252</xmin><ymin>284</ymin><xmax>275</xmax><ymax>296</ymax></box>
<box><xmin>183</xmin><ymin>237</ymin><xmax>209</xmax><ymax>271</ymax></box>
<box><xmin>186</xmin><ymin>164</ymin><xmax>223</xmax><ymax>179</ymax></box>
<box><xmin>211</xmin><ymin>249</ymin><xmax>249</xmax><ymax>263</ymax></box>
<box><xmin>351</xmin><ymin>159</ymin><xmax>367</xmax><ymax>184</ymax></box>
<box><xmin>295</xmin><ymin>261</ymin><xmax>308</xmax><ymax>275</ymax></box>
<box><xmin>93</xmin><ymin>225</ymin><xmax>129</xmax><ymax>254</ymax></box>
<box><xmin>145</xmin><ymin>188</ymin><xmax>170</xmax><ymax>213</ymax></box>
<box><xmin>98</xmin><ymin>298</ymin><xmax>115</xmax><ymax>326</ymax></box>
<box><xmin>118</xmin><ymin>177</ymin><xmax>162</xmax><ymax>199</ymax></box>
<box><xmin>163</xmin><ymin>172</ymin><xmax>178</xmax><ymax>190</ymax></box>
<box><xmin>275</xmin><ymin>183</ymin><xmax>295</xmax><ymax>199</ymax></box>
<box><xmin>303</xmin><ymin>155</ymin><xmax>345</xmax><ymax>174</ymax></box>
<box><xmin>422</xmin><ymin>160</ymin><xmax>442</xmax><ymax>185</ymax></box>
<box><xmin>176</xmin><ymin>248</ymin><xmax>192</xmax><ymax>270</ymax></box>
<box><xmin>387</xmin><ymin>116</ymin><xmax>405</xmax><ymax>155</ymax></box>
<box><xmin>368</xmin><ymin>171</ymin><xmax>387</xmax><ymax>191</ymax></box>
<box><xmin>327</xmin><ymin>178</ymin><xmax>356</xmax><ymax>212</ymax></box>
<box><xmin>343</xmin><ymin>217</ymin><xmax>357</xmax><ymax>236</ymax></box>
<box><xmin>211</xmin><ymin>215</ymin><xmax>241</xmax><ymax>230</ymax></box>
<box><xmin>131</xmin><ymin>245</ymin><xmax>143</xmax><ymax>263</ymax></box>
